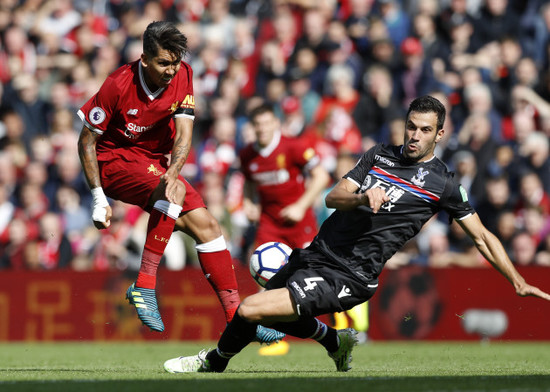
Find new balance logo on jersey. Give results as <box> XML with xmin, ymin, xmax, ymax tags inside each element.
<box><xmin>338</xmin><ymin>285</ymin><xmax>352</xmax><ymax>298</ymax></box>
<box><xmin>411</xmin><ymin>167</ymin><xmax>430</xmax><ymax>187</ymax></box>
<box><xmin>127</xmin><ymin>109</ymin><xmax>138</xmax><ymax>115</ymax></box>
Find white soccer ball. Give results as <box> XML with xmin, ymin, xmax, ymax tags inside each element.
<box><xmin>249</xmin><ymin>241</ymin><xmax>292</xmax><ymax>287</ymax></box>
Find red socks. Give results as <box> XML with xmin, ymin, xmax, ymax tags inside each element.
<box><xmin>136</xmin><ymin>208</ymin><xmax>177</xmax><ymax>289</ymax></box>
<box><xmin>198</xmin><ymin>249</ymin><xmax>241</xmax><ymax>323</ymax></box>
<box><xmin>136</xmin><ymin>202</ymin><xmax>240</xmax><ymax>324</ymax></box>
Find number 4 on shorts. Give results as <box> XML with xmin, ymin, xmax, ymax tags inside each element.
<box><xmin>303</xmin><ymin>277</ymin><xmax>324</xmax><ymax>291</ymax></box>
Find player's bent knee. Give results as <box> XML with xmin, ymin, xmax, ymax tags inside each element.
<box><xmin>199</xmin><ymin>214</ymin><xmax>223</xmax><ymax>240</ymax></box>
<box><xmin>237</xmin><ymin>298</ymin><xmax>262</xmax><ymax>323</ymax></box>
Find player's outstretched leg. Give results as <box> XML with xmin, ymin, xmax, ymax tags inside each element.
<box><xmin>328</xmin><ymin>328</ymin><xmax>358</xmax><ymax>372</ymax></box>
<box><xmin>126</xmin><ymin>282</ymin><xmax>164</xmax><ymax>332</ymax></box>
<box><xmin>164</xmin><ymin>349</ymin><xmax>214</xmax><ymax>373</ymax></box>
<box><xmin>165</xmin><ymin>310</ymin><xmax>259</xmax><ymax>373</ymax></box>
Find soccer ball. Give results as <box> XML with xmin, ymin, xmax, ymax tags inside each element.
<box><xmin>249</xmin><ymin>242</ymin><xmax>292</xmax><ymax>287</ymax></box>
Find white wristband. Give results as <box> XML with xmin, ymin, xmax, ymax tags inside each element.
<box><xmin>91</xmin><ymin>187</ymin><xmax>109</xmax><ymax>223</ymax></box>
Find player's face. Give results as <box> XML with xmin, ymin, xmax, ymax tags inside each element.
<box><xmin>403</xmin><ymin>111</ymin><xmax>444</xmax><ymax>162</ymax></box>
<box><xmin>141</xmin><ymin>48</ymin><xmax>181</xmax><ymax>90</ymax></box>
<box><xmin>252</xmin><ymin>111</ymin><xmax>279</xmax><ymax>147</ymax></box>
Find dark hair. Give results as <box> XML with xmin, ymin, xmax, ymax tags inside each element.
<box><xmin>406</xmin><ymin>95</ymin><xmax>446</xmax><ymax>130</ymax></box>
<box><xmin>249</xmin><ymin>103</ymin><xmax>275</xmax><ymax>121</ymax></box>
<box><xmin>143</xmin><ymin>21</ymin><xmax>188</xmax><ymax>59</ymax></box>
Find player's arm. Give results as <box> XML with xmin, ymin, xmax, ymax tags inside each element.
<box><xmin>280</xmin><ymin>164</ymin><xmax>330</xmax><ymax>223</ymax></box>
<box><xmin>325</xmin><ymin>178</ymin><xmax>389</xmax><ymax>213</ymax></box>
<box><xmin>457</xmin><ymin>213</ymin><xmax>550</xmax><ymax>301</ymax></box>
<box><xmin>77</xmin><ymin>125</ymin><xmax>112</xmax><ymax>229</ymax></box>
<box><xmin>164</xmin><ymin>116</ymin><xmax>193</xmax><ymax>203</ymax></box>
<box><xmin>243</xmin><ymin>178</ymin><xmax>260</xmax><ymax>222</ymax></box>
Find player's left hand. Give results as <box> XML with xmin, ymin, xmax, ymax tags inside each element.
<box><xmin>280</xmin><ymin>203</ymin><xmax>306</xmax><ymax>224</ymax></box>
<box><xmin>516</xmin><ymin>283</ymin><xmax>550</xmax><ymax>301</ymax></box>
<box><xmin>161</xmin><ymin>171</ymin><xmax>185</xmax><ymax>204</ymax></box>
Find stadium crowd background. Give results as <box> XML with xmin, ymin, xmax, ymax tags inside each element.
<box><xmin>0</xmin><ymin>0</ymin><xmax>549</xmax><ymax>272</ymax></box>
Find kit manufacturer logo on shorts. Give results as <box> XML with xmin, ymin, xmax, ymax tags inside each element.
<box><xmin>291</xmin><ymin>281</ymin><xmax>306</xmax><ymax>298</ymax></box>
<box><xmin>89</xmin><ymin>107</ymin><xmax>106</xmax><ymax>125</ymax></box>
<box><xmin>338</xmin><ymin>285</ymin><xmax>352</xmax><ymax>298</ymax></box>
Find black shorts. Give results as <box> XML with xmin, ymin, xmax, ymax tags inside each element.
<box><xmin>266</xmin><ymin>247</ymin><xmax>378</xmax><ymax>317</ymax></box>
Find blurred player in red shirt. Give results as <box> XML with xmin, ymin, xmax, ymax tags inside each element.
<box><xmin>240</xmin><ymin>103</ymin><xmax>330</xmax><ymax>251</ymax></box>
<box><xmin>239</xmin><ymin>103</ymin><xmax>330</xmax><ymax>355</ymax></box>
<box><xmin>77</xmin><ymin>21</ymin><xmax>283</xmax><ymax>344</ymax></box>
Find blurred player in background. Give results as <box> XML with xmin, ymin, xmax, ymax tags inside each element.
<box><xmin>240</xmin><ymin>103</ymin><xmax>330</xmax><ymax>355</ymax></box>
<box><xmin>164</xmin><ymin>95</ymin><xmax>550</xmax><ymax>373</ymax></box>
<box><xmin>77</xmin><ymin>21</ymin><xmax>283</xmax><ymax>344</ymax></box>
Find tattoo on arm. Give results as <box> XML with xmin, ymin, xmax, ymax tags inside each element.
<box><xmin>170</xmin><ymin>118</ymin><xmax>193</xmax><ymax>174</ymax></box>
<box><xmin>170</xmin><ymin>136</ymin><xmax>190</xmax><ymax>173</ymax></box>
<box><xmin>77</xmin><ymin>127</ymin><xmax>102</xmax><ymax>189</ymax></box>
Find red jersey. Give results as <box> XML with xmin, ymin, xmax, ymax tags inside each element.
<box><xmin>239</xmin><ymin>131</ymin><xmax>319</xmax><ymax>226</ymax></box>
<box><xmin>78</xmin><ymin>60</ymin><xmax>195</xmax><ymax>162</ymax></box>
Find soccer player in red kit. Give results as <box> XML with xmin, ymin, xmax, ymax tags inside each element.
<box><xmin>239</xmin><ymin>103</ymin><xmax>330</xmax><ymax>355</ymax></box>
<box><xmin>241</xmin><ymin>103</ymin><xmax>330</xmax><ymax>251</ymax></box>
<box><xmin>77</xmin><ymin>21</ymin><xmax>283</xmax><ymax>343</ymax></box>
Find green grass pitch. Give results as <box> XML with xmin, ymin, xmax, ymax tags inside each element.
<box><xmin>1</xmin><ymin>341</ymin><xmax>550</xmax><ymax>392</ymax></box>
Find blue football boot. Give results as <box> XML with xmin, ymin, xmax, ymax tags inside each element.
<box><xmin>254</xmin><ymin>325</ymin><xmax>286</xmax><ymax>345</ymax></box>
<box><xmin>126</xmin><ymin>282</ymin><xmax>165</xmax><ymax>332</ymax></box>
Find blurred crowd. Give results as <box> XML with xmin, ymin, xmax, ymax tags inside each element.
<box><xmin>0</xmin><ymin>0</ymin><xmax>550</xmax><ymax>271</ymax></box>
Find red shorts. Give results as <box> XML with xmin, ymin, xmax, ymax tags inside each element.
<box><xmin>98</xmin><ymin>149</ymin><xmax>205</xmax><ymax>213</ymax></box>
<box><xmin>255</xmin><ymin>212</ymin><xmax>318</xmax><ymax>249</ymax></box>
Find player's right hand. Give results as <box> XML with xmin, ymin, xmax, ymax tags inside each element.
<box><xmin>363</xmin><ymin>187</ymin><xmax>390</xmax><ymax>213</ymax></box>
<box><xmin>92</xmin><ymin>204</ymin><xmax>112</xmax><ymax>229</ymax></box>
<box><xmin>91</xmin><ymin>187</ymin><xmax>112</xmax><ymax>229</ymax></box>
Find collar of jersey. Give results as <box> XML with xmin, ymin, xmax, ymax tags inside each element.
<box><xmin>139</xmin><ymin>62</ymin><xmax>165</xmax><ymax>101</ymax></box>
<box><xmin>255</xmin><ymin>130</ymin><xmax>281</xmax><ymax>157</ymax></box>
